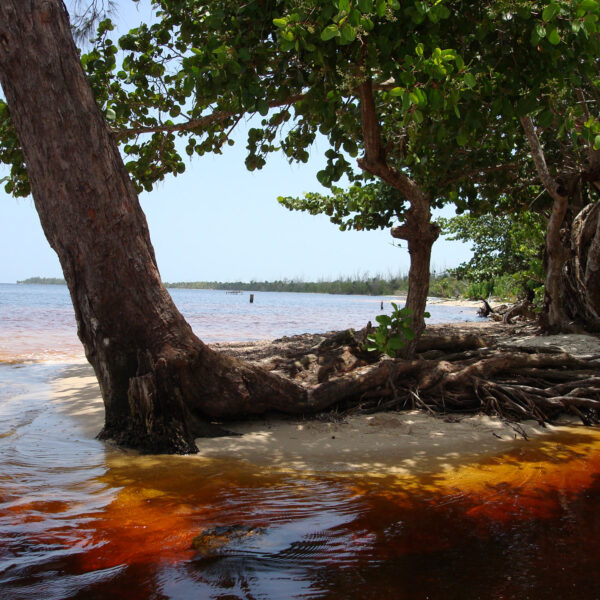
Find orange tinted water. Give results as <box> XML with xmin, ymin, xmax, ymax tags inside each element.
<box><xmin>1</xmin><ymin>364</ymin><xmax>600</xmax><ymax>600</ymax></box>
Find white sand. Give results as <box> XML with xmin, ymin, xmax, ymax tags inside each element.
<box><xmin>499</xmin><ymin>333</ymin><xmax>600</xmax><ymax>358</ymax></box>
<box><xmin>50</xmin><ymin>363</ymin><xmax>581</xmax><ymax>476</ymax></box>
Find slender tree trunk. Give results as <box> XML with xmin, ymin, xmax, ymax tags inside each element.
<box><xmin>0</xmin><ymin>0</ymin><xmax>311</xmax><ymax>454</ymax></box>
<box><xmin>357</xmin><ymin>79</ymin><xmax>439</xmax><ymax>353</ymax></box>
<box><xmin>391</xmin><ymin>207</ymin><xmax>440</xmax><ymax>354</ymax></box>
<box><xmin>520</xmin><ymin>116</ymin><xmax>576</xmax><ymax>332</ymax></box>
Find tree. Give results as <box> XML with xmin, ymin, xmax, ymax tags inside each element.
<box><xmin>2</xmin><ymin>1</ymin><xmax>599</xmax><ymax>456</ymax></box>
<box><xmin>3</xmin><ymin>2</ymin><xmax>600</xmax><ymax>339</ymax></box>
<box><xmin>520</xmin><ymin>109</ymin><xmax>600</xmax><ymax>332</ymax></box>
<box><xmin>0</xmin><ymin>0</ymin><xmax>337</xmax><ymax>454</ymax></box>
<box><xmin>0</xmin><ymin>0</ymin><xmax>436</xmax><ymax>454</ymax></box>
<box><xmin>275</xmin><ymin>1</ymin><xmax>600</xmax><ymax>333</ymax></box>
<box><xmin>439</xmin><ymin>210</ymin><xmax>545</xmax><ymax>301</ymax></box>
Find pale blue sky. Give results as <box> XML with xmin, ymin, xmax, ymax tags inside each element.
<box><xmin>0</xmin><ymin>1</ymin><xmax>471</xmax><ymax>284</ymax></box>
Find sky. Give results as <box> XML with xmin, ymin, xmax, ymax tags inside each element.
<box><xmin>0</xmin><ymin>1</ymin><xmax>472</xmax><ymax>285</ymax></box>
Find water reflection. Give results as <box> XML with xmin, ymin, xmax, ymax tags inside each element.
<box><xmin>1</xmin><ymin>364</ymin><xmax>600</xmax><ymax>600</ymax></box>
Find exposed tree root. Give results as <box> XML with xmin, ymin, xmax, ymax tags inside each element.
<box><xmin>213</xmin><ymin>322</ymin><xmax>600</xmax><ymax>428</ymax></box>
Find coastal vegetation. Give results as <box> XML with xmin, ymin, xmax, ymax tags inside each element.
<box><xmin>0</xmin><ymin>1</ymin><xmax>599</xmax><ymax>454</ymax></box>
<box><xmin>16</xmin><ymin>276</ymin><xmax>67</xmax><ymax>285</ymax></box>
<box><xmin>166</xmin><ymin>272</ymin><xmax>469</xmax><ymax>297</ymax></box>
<box><xmin>16</xmin><ymin>273</ymin><xmax>497</xmax><ymax>300</ymax></box>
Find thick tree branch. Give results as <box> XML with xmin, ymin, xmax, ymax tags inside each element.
<box><xmin>390</xmin><ymin>224</ymin><xmax>410</xmax><ymax>240</ymax></box>
<box><xmin>356</xmin><ymin>78</ymin><xmax>425</xmax><ymax>205</ymax></box>
<box><xmin>520</xmin><ymin>115</ymin><xmax>566</xmax><ymax>204</ymax></box>
<box><xmin>110</xmin><ymin>95</ymin><xmax>305</xmax><ymax>138</ymax></box>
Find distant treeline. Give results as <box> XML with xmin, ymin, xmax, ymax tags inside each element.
<box><xmin>165</xmin><ymin>273</ymin><xmax>466</xmax><ymax>297</ymax></box>
<box><xmin>18</xmin><ymin>273</ymin><xmax>467</xmax><ymax>298</ymax></box>
<box><xmin>165</xmin><ymin>277</ymin><xmax>409</xmax><ymax>296</ymax></box>
<box><xmin>17</xmin><ymin>277</ymin><xmax>66</xmax><ymax>285</ymax></box>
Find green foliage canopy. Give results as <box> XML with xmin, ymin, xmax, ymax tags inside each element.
<box><xmin>1</xmin><ymin>0</ymin><xmax>599</xmax><ymax>241</ymax></box>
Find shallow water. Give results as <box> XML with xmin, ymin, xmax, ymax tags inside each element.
<box><xmin>1</xmin><ymin>363</ymin><xmax>599</xmax><ymax>600</ymax></box>
<box><xmin>0</xmin><ymin>283</ymin><xmax>482</xmax><ymax>362</ymax></box>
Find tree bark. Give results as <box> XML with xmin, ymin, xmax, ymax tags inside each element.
<box><xmin>562</xmin><ymin>202</ymin><xmax>600</xmax><ymax>330</ymax></box>
<box><xmin>539</xmin><ymin>193</ymin><xmax>572</xmax><ymax>331</ymax></box>
<box><xmin>520</xmin><ymin>116</ymin><xmax>574</xmax><ymax>331</ymax></box>
<box><xmin>391</xmin><ymin>212</ymin><xmax>439</xmax><ymax>354</ymax></box>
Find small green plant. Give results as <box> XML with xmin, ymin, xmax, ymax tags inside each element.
<box><xmin>365</xmin><ymin>303</ymin><xmax>429</xmax><ymax>358</ymax></box>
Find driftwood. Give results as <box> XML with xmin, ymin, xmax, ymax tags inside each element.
<box><xmin>477</xmin><ymin>298</ymin><xmax>495</xmax><ymax>318</ymax></box>
<box><xmin>213</xmin><ymin>322</ymin><xmax>600</xmax><ymax>427</ymax></box>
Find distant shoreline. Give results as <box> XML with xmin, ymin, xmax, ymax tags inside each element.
<box><xmin>16</xmin><ymin>277</ymin><xmax>66</xmax><ymax>285</ymax></box>
<box><xmin>15</xmin><ymin>274</ymin><xmax>466</xmax><ymax>298</ymax></box>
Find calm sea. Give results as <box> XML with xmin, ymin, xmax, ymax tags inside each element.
<box><xmin>0</xmin><ymin>283</ymin><xmax>482</xmax><ymax>362</ymax></box>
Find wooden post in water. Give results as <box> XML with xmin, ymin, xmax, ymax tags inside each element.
<box><xmin>380</xmin><ymin>301</ymin><xmax>384</xmax><ymax>310</ymax></box>
<box><xmin>250</xmin><ymin>294</ymin><xmax>254</xmax><ymax>304</ymax></box>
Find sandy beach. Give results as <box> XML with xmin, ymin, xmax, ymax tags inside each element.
<box><xmin>50</xmin><ymin>358</ymin><xmax>593</xmax><ymax>477</ymax></box>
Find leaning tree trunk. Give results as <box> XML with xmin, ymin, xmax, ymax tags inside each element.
<box><xmin>0</xmin><ymin>0</ymin><xmax>319</xmax><ymax>454</ymax></box>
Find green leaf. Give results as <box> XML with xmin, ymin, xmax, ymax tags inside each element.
<box><xmin>436</xmin><ymin>4</ymin><xmax>450</xmax><ymax>19</ymax></box>
<box><xmin>257</xmin><ymin>100</ymin><xmax>269</xmax><ymax>116</ymax></box>
<box><xmin>516</xmin><ymin>95</ymin><xmax>539</xmax><ymax>116</ymax></box>
<box><xmin>463</xmin><ymin>72</ymin><xmax>476</xmax><ymax>88</ymax></box>
<box><xmin>316</xmin><ymin>169</ymin><xmax>331</xmax><ymax>185</ymax></box>
<box><xmin>105</xmin><ymin>108</ymin><xmax>116</xmax><ymax>121</ymax></box>
<box><xmin>321</xmin><ymin>24</ymin><xmax>340</xmax><ymax>41</ymax></box>
<box><xmin>594</xmin><ymin>134</ymin><xmax>600</xmax><ymax>151</ymax></box>
<box><xmin>538</xmin><ymin>109</ymin><xmax>555</xmax><ymax>127</ymax></box>
<box><xmin>387</xmin><ymin>337</ymin><xmax>406</xmax><ymax>350</ymax></box>
<box><xmin>542</xmin><ymin>3</ymin><xmax>560</xmax><ymax>21</ymax></box>
<box><xmin>547</xmin><ymin>27</ymin><xmax>561</xmax><ymax>44</ymax></box>
<box><xmin>273</xmin><ymin>18</ymin><xmax>287</xmax><ymax>28</ymax></box>
<box><xmin>358</xmin><ymin>0</ymin><xmax>373</xmax><ymax>10</ymax></box>
<box><xmin>389</xmin><ymin>86</ymin><xmax>404</xmax><ymax>97</ymax></box>
<box><xmin>340</xmin><ymin>23</ymin><xmax>357</xmax><ymax>42</ymax></box>
<box><xmin>376</xmin><ymin>314</ymin><xmax>392</xmax><ymax>325</ymax></box>
<box><xmin>413</xmin><ymin>88</ymin><xmax>427</xmax><ymax>106</ymax></box>
<box><xmin>338</xmin><ymin>0</ymin><xmax>351</xmax><ymax>13</ymax></box>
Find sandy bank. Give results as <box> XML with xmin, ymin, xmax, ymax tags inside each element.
<box><xmin>50</xmin><ymin>361</ymin><xmax>591</xmax><ymax>477</ymax></box>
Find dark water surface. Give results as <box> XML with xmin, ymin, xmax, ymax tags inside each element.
<box><xmin>1</xmin><ymin>364</ymin><xmax>599</xmax><ymax>600</ymax></box>
<box><xmin>1</xmin><ymin>285</ymin><xmax>599</xmax><ymax>599</ymax></box>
